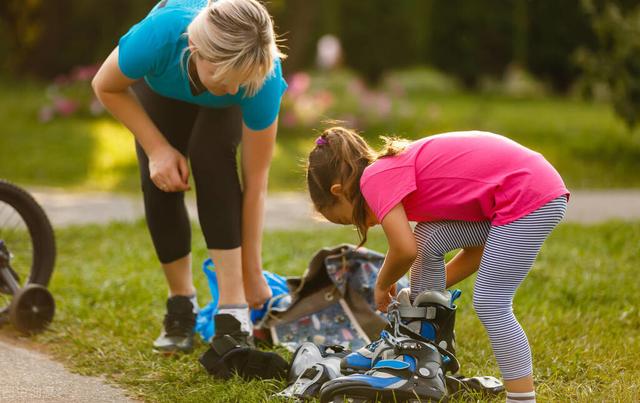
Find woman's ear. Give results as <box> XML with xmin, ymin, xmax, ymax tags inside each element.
<box><xmin>330</xmin><ymin>184</ymin><xmax>343</xmax><ymax>196</ymax></box>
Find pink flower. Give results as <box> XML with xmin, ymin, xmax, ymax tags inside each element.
<box><xmin>53</xmin><ymin>75</ymin><xmax>69</xmax><ymax>86</ymax></box>
<box><xmin>281</xmin><ymin>110</ymin><xmax>298</xmax><ymax>128</ymax></box>
<box><xmin>287</xmin><ymin>72</ymin><xmax>311</xmax><ymax>98</ymax></box>
<box><xmin>38</xmin><ymin>106</ymin><xmax>55</xmax><ymax>123</ymax></box>
<box><xmin>89</xmin><ymin>98</ymin><xmax>104</xmax><ymax>116</ymax></box>
<box><xmin>71</xmin><ymin>64</ymin><xmax>100</xmax><ymax>82</ymax></box>
<box><xmin>374</xmin><ymin>95</ymin><xmax>392</xmax><ymax>117</ymax></box>
<box><xmin>386</xmin><ymin>78</ymin><xmax>406</xmax><ymax>97</ymax></box>
<box><xmin>314</xmin><ymin>90</ymin><xmax>334</xmax><ymax>109</ymax></box>
<box><xmin>347</xmin><ymin>78</ymin><xmax>366</xmax><ymax>96</ymax></box>
<box><xmin>53</xmin><ymin>97</ymin><xmax>79</xmax><ymax>116</ymax></box>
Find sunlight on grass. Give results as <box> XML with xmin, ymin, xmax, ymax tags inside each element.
<box><xmin>269</xmin><ymin>136</ymin><xmax>314</xmax><ymax>191</ymax></box>
<box><xmin>85</xmin><ymin>119</ymin><xmax>138</xmax><ymax>190</ymax></box>
<box><xmin>0</xmin><ymin>221</ymin><xmax>634</xmax><ymax>402</ymax></box>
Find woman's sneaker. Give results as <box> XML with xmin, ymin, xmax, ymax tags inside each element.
<box><xmin>153</xmin><ymin>295</ymin><xmax>197</xmax><ymax>354</ymax></box>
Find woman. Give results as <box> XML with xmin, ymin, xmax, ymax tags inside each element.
<box><xmin>92</xmin><ymin>0</ymin><xmax>287</xmax><ymax>354</ymax></box>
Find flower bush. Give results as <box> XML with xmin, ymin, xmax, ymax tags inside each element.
<box><xmin>39</xmin><ymin>64</ymin><xmax>103</xmax><ymax>122</ymax></box>
<box><xmin>280</xmin><ymin>69</ymin><xmax>398</xmax><ymax>131</ymax></box>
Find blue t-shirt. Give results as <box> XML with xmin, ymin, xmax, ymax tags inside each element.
<box><xmin>118</xmin><ymin>0</ymin><xmax>287</xmax><ymax>131</ymax></box>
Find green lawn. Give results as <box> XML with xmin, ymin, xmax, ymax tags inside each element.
<box><xmin>1</xmin><ymin>73</ymin><xmax>640</xmax><ymax>193</ymax></box>
<box><xmin>1</xmin><ymin>221</ymin><xmax>638</xmax><ymax>402</ymax></box>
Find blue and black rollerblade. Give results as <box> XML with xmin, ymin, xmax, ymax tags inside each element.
<box><xmin>341</xmin><ymin>288</ymin><xmax>461</xmax><ymax>375</ymax></box>
<box><xmin>320</xmin><ymin>329</ymin><xmax>449</xmax><ymax>402</ymax></box>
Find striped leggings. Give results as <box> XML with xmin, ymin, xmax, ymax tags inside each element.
<box><xmin>409</xmin><ymin>196</ymin><xmax>567</xmax><ymax>380</ymax></box>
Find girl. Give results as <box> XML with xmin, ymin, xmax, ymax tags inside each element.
<box><xmin>306</xmin><ymin>127</ymin><xmax>568</xmax><ymax>403</ymax></box>
<box><xmin>92</xmin><ymin>0</ymin><xmax>287</xmax><ymax>354</ymax></box>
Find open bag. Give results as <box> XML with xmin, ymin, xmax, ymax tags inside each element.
<box><xmin>255</xmin><ymin>244</ymin><xmax>408</xmax><ymax>351</ymax></box>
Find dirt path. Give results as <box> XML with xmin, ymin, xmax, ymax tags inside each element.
<box><xmin>27</xmin><ymin>188</ymin><xmax>640</xmax><ymax>228</ymax></box>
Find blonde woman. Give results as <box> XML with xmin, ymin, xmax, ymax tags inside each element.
<box><xmin>92</xmin><ymin>0</ymin><xmax>287</xmax><ymax>356</ymax></box>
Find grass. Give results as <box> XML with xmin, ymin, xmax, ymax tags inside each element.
<box><xmin>1</xmin><ymin>221</ymin><xmax>638</xmax><ymax>402</ymax></box>
<box><xmin>1</xmin><ymin>73</ymin><xmax>640</xmax><ymax>193</ymax></box>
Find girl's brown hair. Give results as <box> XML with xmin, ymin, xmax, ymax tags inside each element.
<box><xmin>306</xmin><ymin>126</ymin><xmax>410</xmax><ymax>245</ymax></box>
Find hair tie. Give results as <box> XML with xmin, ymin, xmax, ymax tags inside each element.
<box><xmin>315</xmin><ymin>136</ymin><xmax>328</xmax><ymax>146</ymax></box>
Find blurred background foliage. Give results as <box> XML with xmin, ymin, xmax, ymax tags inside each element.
<box><xmin>1</xmin><ymin>0</ymin><xmax>637</xmax><ymax>88</ymax></box>
<box><xmin>0</xmin><ymin>0</ymin><xmax>639</xmax><ymax>192</ymax></box>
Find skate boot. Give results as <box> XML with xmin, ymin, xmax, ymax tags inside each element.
<box><xmin>275</xmin><ymin>343</ymin><xmax>349</xmax><ymax>400</ymax></box>
<box><xmin>320</xmin><ymin>331</ymin><xmax>448</xmax><ymax>403</ymax></box>
<box><xmin>341</xmin><ymin>288</ymin><xmax>461</xmax><ymax>375</ymax></box>
<box><xmin>199</xmin><ymin>313</ymin><xmax>288</xmax><ymax>380</ymax></box>
<box><xmin>396</xmin><ymin>288</ymin><xmax>460</xmax><ymax>356</ymax></box>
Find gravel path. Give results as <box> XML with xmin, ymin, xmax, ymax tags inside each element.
<box><xmin>0</xmin><ymin>338</ymin><xmax>135</xmax><ymax>403</ymax></box>
<box><xmin>26</xmin><ymin>188</ymin><xmax>640</xmax><ymax>228</ymax></box>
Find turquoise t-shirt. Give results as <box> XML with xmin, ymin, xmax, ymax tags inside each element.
<box><xmin>118</xmin><ymin>0</ymin><xmax>287</xmax><ymax>131</ymax></box>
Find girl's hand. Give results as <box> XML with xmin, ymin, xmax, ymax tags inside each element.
<box><xmin>375</xmin><ymin>282</ymin><xmax>396</xmax><ymax>313</ymax></box>
<box><xmin>148</xmin><ymin>144</ymin><xmax>191</xmax><ymax>192</ymax></box>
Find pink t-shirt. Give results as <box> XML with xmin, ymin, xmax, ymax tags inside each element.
<box><xmin>360</xmin><ymin>131</ymin><xmax>569</xmax><ymax>226</ymax></box>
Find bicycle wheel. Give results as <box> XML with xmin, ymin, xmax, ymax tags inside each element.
<box><xmin>0</xmin><ymin>180</ymin><xmax>56</xmax><ymax>308</ymax></box>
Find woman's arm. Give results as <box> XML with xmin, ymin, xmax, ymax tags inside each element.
<box><xmin>445</xmin><ymin>245</ymin><xmax>484</xmax><ymax>287</ymax></box>
<box><xmin>240</xmin><ymin>119</ymin><xmax>277</xmax><ymax>305</ymax></box>
<box><xmin>91</xmin><ymin>47</ymin><xmax>189</xmax><ymax>192</ymax></box>
<box><xmin>375</xmin><ymin>203</ymin><xmax>417</xmax><ymax>312</ymax></box>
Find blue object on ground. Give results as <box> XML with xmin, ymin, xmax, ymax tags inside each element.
<box><xmin>195</xmin><ymin>258</ymin><xmax>290</xmax><ymax>342</ymax></box>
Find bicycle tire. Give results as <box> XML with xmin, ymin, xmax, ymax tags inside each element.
<box><xmin>0</xmin><ymin>180</ymin><xmax>56</xmax><ymax>287</ymax></box>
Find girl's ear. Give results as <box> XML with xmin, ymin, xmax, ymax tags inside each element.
<box><xmin>188</xmin><ymin>38</ymin><xmax>197</xmax><ymax>53</ymax></box>
<box><xmin>330</xmin><ymin>184</ymin><xmax>343</xmax><ymax>196</ymax></box>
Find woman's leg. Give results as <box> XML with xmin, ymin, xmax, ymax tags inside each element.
<box><xmin>473</xmin><ymin>196</ymin><xmax>567</xmax><ymax>400</ymax></box>
<box><xmin>410</xmin><ymin>220</ymin><xmax>490</xmax><ymax>298</ymax></box>
<box><xmin>132</xmin><ymin>81</ymin><xmax>198</xmax><ymax>295</ymax></box>
<box><xmin>132</xmin><ymin>81</ymin><xmax>199</xmax><ymax>352</ymax></box>
<box><xmin>188</xmin><ymin>106</ymin><xmax>251</xmax><ymax>331</ymax></box>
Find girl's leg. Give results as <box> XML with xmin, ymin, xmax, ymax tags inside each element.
<box><xmin>410</xmin><ymin>220</ymin><xmax>490</xmax><ymax>298</ymax></box>
<box><xmin>473</xmin><ymin>196</ymin><xmax>567</xmax><ymax>400</ymax></box>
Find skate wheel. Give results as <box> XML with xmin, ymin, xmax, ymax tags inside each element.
<box><xmin>9</xmin><ymin>284</ymin><xmax>55</xmax><ymax>334</ymax></box>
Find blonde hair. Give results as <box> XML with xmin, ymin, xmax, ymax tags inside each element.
<box><xmin>186</xmin><ymin>0</ymin><xmax>286</xmax><ymax>97</ymax></box>
<box><xmin>306</xmin><ymin>126</ymin><xmax>409</xmax><ymax>245</ymax></box>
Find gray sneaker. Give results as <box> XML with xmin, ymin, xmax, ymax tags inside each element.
<box><xmin>153</xmin><ymin>295</ymin><xmax>197</xmax><ymax>354</ymax></box>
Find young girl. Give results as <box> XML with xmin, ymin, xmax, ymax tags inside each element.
<box><xmin>93</xmin><ymin>0</ymin><xmax>286</xmax><ymax>356</ymax></box>
<box><xmin>306</xmin><ymin>127</ymin><xmax>568</xmax><ymax>403</ymax></box>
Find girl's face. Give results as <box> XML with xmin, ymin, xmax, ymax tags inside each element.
<box><xmin>322</xmin><ymin>194</ymin><xmax>354</xmax><ymax>225</ymax></box>
<box><xmin>193</xmin><ymin>52</ymin><xmax>245</xmax><ymax>96</ymax></box>
<box><xmin>321</xmin><ymin>184</ymin><xmax>379</xmax><ymax>227</ymax></box>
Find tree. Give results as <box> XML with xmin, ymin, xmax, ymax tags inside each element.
<box><xmin>575</xmin><ymin>0</ymin><xmax>640</xmax><ymax>130</ymax></box>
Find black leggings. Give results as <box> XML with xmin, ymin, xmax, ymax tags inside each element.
<box><xmin>133</xmin><ymin>81</ymin><xmax>243</xmax><ymax>263</ymax></box>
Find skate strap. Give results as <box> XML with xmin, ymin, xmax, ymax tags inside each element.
<box><xmin>373</xmin><ymin>359</ymin><xmax>410</xmax><ymax>370</ymax></box>
<box><xmin>398</xmin><ymin>306</ymin><xmax>437</xmax><ymax>319</ymax></box>
<box><xmin>211</xmin><ymin>334</ymin><xmax>242</xmax><ymax>356</ymax></box>
<box><xmin>394</xmin><ymin>322</ymin><xmax>461</xmax><ymax>374</ymax></box>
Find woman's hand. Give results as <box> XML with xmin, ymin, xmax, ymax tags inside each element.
<box><xmin>148</xmin><ymin>144</ymin><xmax>191</xmax><ymax>192</ymax></box>
<box><xmin>244</xmin><ymin>273</ymin><xmax>273</xmax><ymax>309</ymax></box>
<box><xmin>375</xmin><ymin>282</ymin><xmax>396</xmax><ymax>313</ymax></box>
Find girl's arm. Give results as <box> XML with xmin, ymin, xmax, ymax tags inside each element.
<box><xmin>375</xmin><ymin>203</ymin><xmax>417</xmax><ymax>312</ymax></box>
<box><xmin>445</xmin><ymin>245</ymin><xmax>484</xmax><ymax>287</ymax></box>
<box><xmin>240</xmin><ymin>119</ymin><xmax>277</xmax><ymax>307</ymax></box>
<box><xmin>92</xmin><ymin>47</ymin><xmax>189</xmax><ymax>192</ymax></box>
